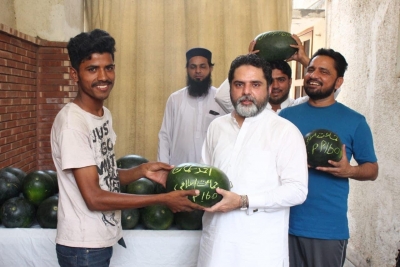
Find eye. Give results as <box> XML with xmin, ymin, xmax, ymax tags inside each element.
<box><xmin>87</xmin><ymin>67</ymin><xmax>97</xmax><ymax>73</ymax></box>
<box><xmin>106</xmin><ymin>65</ymin><xmax>115</xmax><ymax>71</ymax></box>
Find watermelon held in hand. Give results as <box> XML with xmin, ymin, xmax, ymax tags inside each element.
<box><xmin>22</xmin><ymin>171</ymin><xmax>56</xmax><ymax>207</ymax></box>
<box><xmin>174</xmin><ymin>209</ymin><xmax>204</xmax><ymax>230</ymax></box>
<box><xmin>0</xmin><ymin>171</ymin><xmax>21</xmax><ymax>206</ymax></box>
<box><xmin>1</xmin><ymin>196</ymin><xmax>36</xmax><ymax>228</ymax></box>
<box><xmin>254</xmin><ymin>31</ymin><xmax>298</xmax><ymax>62</ymax></box>
<box><xmin>141</xmin><ymin>204</ymin><xmax>174</xmax><ymax>230</ymax></box>
<box><xmin>36</xmin><ymin>195</ymin><xmax>58</xmax><ymax>229</ymax></box>
<box><xmin>121</xmin><ymin>208</ymin><xmax>140</xmax><ymax>229</ymax></box>
<box><xmin>304</xmin><ymin>129</ymin><xmax>343</xmax><ymax>167</ymax></box>
<box><xmin>166</xmin><ymin>163</ymin><xmax>231</xmax><ymax>207</ymax></box>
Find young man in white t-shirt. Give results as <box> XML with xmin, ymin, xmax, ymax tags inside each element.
<box><xmin>51</xmin><ymin>29</ymin><xmax>203</xmax><ymax>267</ymax></box>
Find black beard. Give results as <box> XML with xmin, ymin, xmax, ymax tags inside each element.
<box><xmin>269</xmin><ymin>91</ymin><xmax>289</xmax><ymax>105</ymax></box>
<box><xmin>187</xmin><ymin>73</ymin><xmax>212</xmax><ymax>97</ymax></box>
<box><xmin>305</xmin><ymin>80</ymin><xmax>336</xmax><ymax>100</ymax></box>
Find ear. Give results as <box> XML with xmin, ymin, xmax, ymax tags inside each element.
<box><xmin>70</xmin><ymin>67</ymin><xmax>79</xmax><ymax>83</ymax></box>
<box><xmin>288</xmin><ymin>78</ymin><xmax>292</xmax><ymax>88</ymax></box>
<box><xmin>334</xmin><ymin>77</ymin><xmax>344</xmax><ymax>89</ymax></box>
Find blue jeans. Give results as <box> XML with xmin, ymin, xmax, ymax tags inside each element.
<box><xmin>56</xmin><ymin>244</ymin><xmax>113</xmax><ymax>267</ymax></box>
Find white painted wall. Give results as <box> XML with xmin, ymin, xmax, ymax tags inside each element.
<box><xmin>326</xmin><ymin>0</ymin><xmax>400</xmax><ymax>266</ymax></box>
<box><xmin>2</xmin><ymin>0</ymin><xmax>84</xmax><ymax>41</ymax></box>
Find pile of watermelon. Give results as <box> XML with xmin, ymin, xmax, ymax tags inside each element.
<box><xmin>0</xmin><ymin>167</ymin><xmax>58</xmax><ymax>229</ymax></box>
<box><xmin>0</xmin><ymin>154</ymin><xmax>230</xmax><ymax>231</ymax></box>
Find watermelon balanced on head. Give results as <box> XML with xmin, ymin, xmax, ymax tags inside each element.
<box><xmin>1</xmin><ymin>196</ymin><xmax>36</xmax><ymax>228</ymax></box>
<box><xmin>253</xmin><ymin>31</ymin><xmax>298</xmax><ymax>62</ymax></box>
<box><xmin>174</xmin><ymin>209</ymin><xmax>204</xmax><ymax>230</ymax></box>
<box><xmin>121</xmin><ymin>208</ymin><xmax>140</xmax><ymax>229</ymax></box>
<box><xmin>0</xmin><ymin>171</ymin><xmax>21</xmax><ymax>206</ymax></box>
<box><xmin>22</xmin><ymin>170</ymin><xmax>56</xmax><ymax>206</ymax></box>
<box><xmin>0</xmin><ymin>167</ymin><xmax>26</xmax><ymax>184</ymax></box>
<box><xmin>166</xmin><ymin>163</ymin><xmax>231</xmax><ymax>207</ymax></box>
<box><xmin>141</xmin><ymin>204</ymin><xmax>174</xmax><ymax>230</ymax></box>
<box><xmin>304</xmin><ymin>129</ymin><xmax>343</xmax><ymax>167</ymax></box>
<box><xmin>36</xmin><ymin>195</ymin><xmax>58</xmax><ymax>229</ymax></box>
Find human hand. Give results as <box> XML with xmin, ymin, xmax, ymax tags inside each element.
<box><xmin>142</xmin><ymin>162</ymin><xmax>174</xmax><ymax>187</ymax></box>
<box><xmin>164</xmin><ymin>190</ymin><xmax>204</xmax><ymax>213</ymax></box>
<box><xmin>248</xmin><ymin>40</ymin><xmax>259</xmax><ymax>55</ymax></box>
<box><xmin>203</xmin><ymin>188</ymin><xmax>241</xmax><ymax>213</ymax></box>
<box><xmin>315</xmin><ymin>145</ymin><xmax>352</xmax><ymax>178</ymax></box>
<box><xmin>286</xmin><ymin>34</ymin><xmax>310</xmax><ymax>66</ymax></box>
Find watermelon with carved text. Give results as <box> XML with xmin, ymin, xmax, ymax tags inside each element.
<box><xmin>304</xmin><ymin>129</ymin><xmax>343</xmax><ymax>167</ymax></box>
<box><xmin>166</xmin><ymin>163</ymin><xmax>230</xmax><ymax>207</ymax></box>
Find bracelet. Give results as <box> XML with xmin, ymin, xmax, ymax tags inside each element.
<box><xmin>240</xmin><ymin>195</ymin><xmax>248</xmax><ymax>210</ymax></box>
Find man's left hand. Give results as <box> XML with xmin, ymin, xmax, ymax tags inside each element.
<box><xmin>203</xmin><ymin>188</ymin><xmax>241</xmax><ymax>213</ymax></box>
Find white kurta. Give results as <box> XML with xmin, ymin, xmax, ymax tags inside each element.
<box><xmin>198</xmin><ymin>108</ymin><xmax>308</xmax><ymax>267</ymax></box>
<box><xmin>158</xmin><ymin>86</ymin><xmax>226</xmax><ymax>165</ymax></box>
<box><xmin>214</xmin><ymin>78</ymin><xmax>341</xmax><ymax>114</ymax></box>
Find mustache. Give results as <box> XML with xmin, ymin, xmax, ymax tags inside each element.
<box><xmin>237</xmin><ymin>95</ymin><xmax>256</xmax><ymax>104</ymax></box>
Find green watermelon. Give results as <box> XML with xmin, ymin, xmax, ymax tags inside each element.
<box><xmin>254</xmin><ymin>31</ymin><xmax>297</xmax><ymax>62</ymax></box>
<box><xmin>141</xmin><ymin>204</ymin><xmax>174</xmax><ymax>230</ymax></box>
<box><xmin>0</xmin><ymin>171</ymin><xmax>21</xmax><ymax>206</ymax></box>
<box><xmin>174</xmin><ymin>209</ymin><xmax>204</xmax><ymax>230</ymax></box>
<box><xmin>22</xmin><ymin>171</ymin><xmax>56</xmax><ymax>206</ymax></box>
<box><xmin>304</xmin><ymin>129</ymin><xmax>343</xmax><ymax>167</ymax></box>
<box><xmin>166</xmin><ymin>163</ymin><xmax>231</xmax><ymax>207</ymax></box>
<box><xmin>36</xmin><ymin>195</ymin><xmax>58</xmax><ymax>229</ymax></box>
<box><xmin>0</xmin><ymin>167</ymin><xmax>26</xmax><ymax>184</ymax></box>
<box><xmin>153</xmin><ymin>182</ymin><xmax>167</xmax><ymax>194</ymax></box>
<box><xmin>126</xmin><ymin>178</ymin><xmax>155</xmax><ymax>195</ymax></box>
<box><xmin>121</xmin><ymin>208</ymin><xmax>140</xmax><ymax>229</ymax></box>
<box><xmin>1</xmin><ymin>196</ymin><xmax>36</xmax><ymax>228</ymax></box>
<box><xmin>43</xmin><ymin>170</ymin><xmax>58</xmax><ymax>194</ymax></box>
<box><xmin>116</xmin><ymin>154</ymin><xmax>148</xmax><ymax>169</ymax></box>
<box><xmin>116</xmin><ymin>154</ymin><xmax>149</xmax><ymax>193</ymax></box>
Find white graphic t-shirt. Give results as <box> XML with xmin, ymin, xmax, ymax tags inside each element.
<box><xmin>51</xmin><ymin>102</ymin><xmax>122</xmax><ymax>248</ymax></box>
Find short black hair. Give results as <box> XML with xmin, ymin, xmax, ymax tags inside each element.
<box><xmin>67</xmin><ymin>29</ymin><xmax>116</xmax><ymax>70</ymax></box>
<box><xmin>228</xmin><ymin>54</ymin><xmax>272</xmax><ymax>86</ymax></box>
<box><xmin>269</xmin><ymin>60</ymin><xmax>292</xmax><ymax>78</ymax></box>
<box><xmin>309</xmin><ymin>48</ymin><xmax>348</xmax><ymax>77</ymax></box>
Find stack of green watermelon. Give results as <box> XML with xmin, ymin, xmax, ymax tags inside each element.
<box><xmin>0</xmin><ymin>167</ymin><xmax>59</xmax><ymax>229</ymax></box>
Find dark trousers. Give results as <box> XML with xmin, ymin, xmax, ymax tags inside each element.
<box><xmin>289</xmin><ymin>234</ymin><xmax>348</xmax><ymax>267</ymax></box>
<box><xmin>56</xmin><ymin>244</ymin><xmax>113</xmax><ymax>267</ymax></box>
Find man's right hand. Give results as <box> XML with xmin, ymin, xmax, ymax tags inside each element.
<box><xmin>164</xmin><ymin>190</ymin><xmax>204</xmax><ymax>213</ymax></box>
<box><xmin>286</xmin><ymin>34</ymin><xmax>310</xmax><ymax>66</ymax></box>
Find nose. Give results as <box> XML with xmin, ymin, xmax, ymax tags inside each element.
<box><xmin>271</xmin><ymin>79</ymin><xmax>279</xmax><ymax>88</ymax></box>
<box><xmin>242</xmin><ymin>84</ymin><xmax>251</xmax><ymax>95</ymax></box>
<box><xmin>195</xmin><ymin>67</ymin><xmax>201</xmax><ymax>74</ymax></box>
<box><xmin>98</xmin><ymin>68</ymin><xmax>108</xmax><ymax>81</ymax></box>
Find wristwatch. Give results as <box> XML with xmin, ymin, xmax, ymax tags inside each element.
<box><xmin>240</xmin><ymin>195</ymin><xmax>249</xmax><ymax>210</ymax></box>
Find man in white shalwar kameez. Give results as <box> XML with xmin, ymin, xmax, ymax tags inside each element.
<box><xmin>158</xmin><ymin>48</ymin><xmax>226</xmax><ymax>166</ymax></box>
<box><xmin>197</xmin><ymin>54</ymin><xmax>308</xmax><ymax>267</ymax></box>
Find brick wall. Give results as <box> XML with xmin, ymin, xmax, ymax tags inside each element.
<box><xmin>0</xmin><ymin>24</ymin><xmax>77</xmax><ymax>173</ymax></box>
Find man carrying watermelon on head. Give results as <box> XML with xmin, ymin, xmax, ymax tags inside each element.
<box><xmin>157</xmin><ymin>47</ymin><xmax>227</xmax><ymax>166</ymax></box>
<box><xmin>50</xmin><ymin>29</ymin><xmax>203</xmax><ymax>267</ymax></box>
<box><xmin>197</xmin><ymin>53</ymin><xmax>308</xmax><ymax>267</ymax></box>
<box><xmin>279</xmin><ymin>48</ymin><xmax>378</xmax><ymax>267</ymax></box>
<box><xmin>214</xmin><ymin>33</ymin><xmax>341</xmax><ymax>114</ymax></box>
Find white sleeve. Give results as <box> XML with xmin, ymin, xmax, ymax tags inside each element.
<box><xmin>247</xmin><ymin>124</ymin><xmax>308</xmax><ymax>213</ymax></box>
<box><xmin>214</xmin><ymin>78</ymin><xmax>234</xmax><ymax>113</ymax></box>
<box><xmin>157</xmin><ymin>96</ymin><xmax>174</xmax><ymax>164</ymax></box>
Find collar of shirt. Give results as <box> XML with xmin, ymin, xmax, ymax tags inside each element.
<box><xmin>266</xmin><ymin>97</ymin><xmax>294</xmax><ymax>114</ymax></box>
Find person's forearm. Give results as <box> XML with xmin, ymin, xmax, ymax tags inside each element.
<box><xmin>118</xmin><ymin>164</ymin><xmax>147</xmax><ymax>185</ymax></box>
<box><xmin>349</xmin><ymin>162</ymin><xmax>378</xmax><ymax>181</ymax></box>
